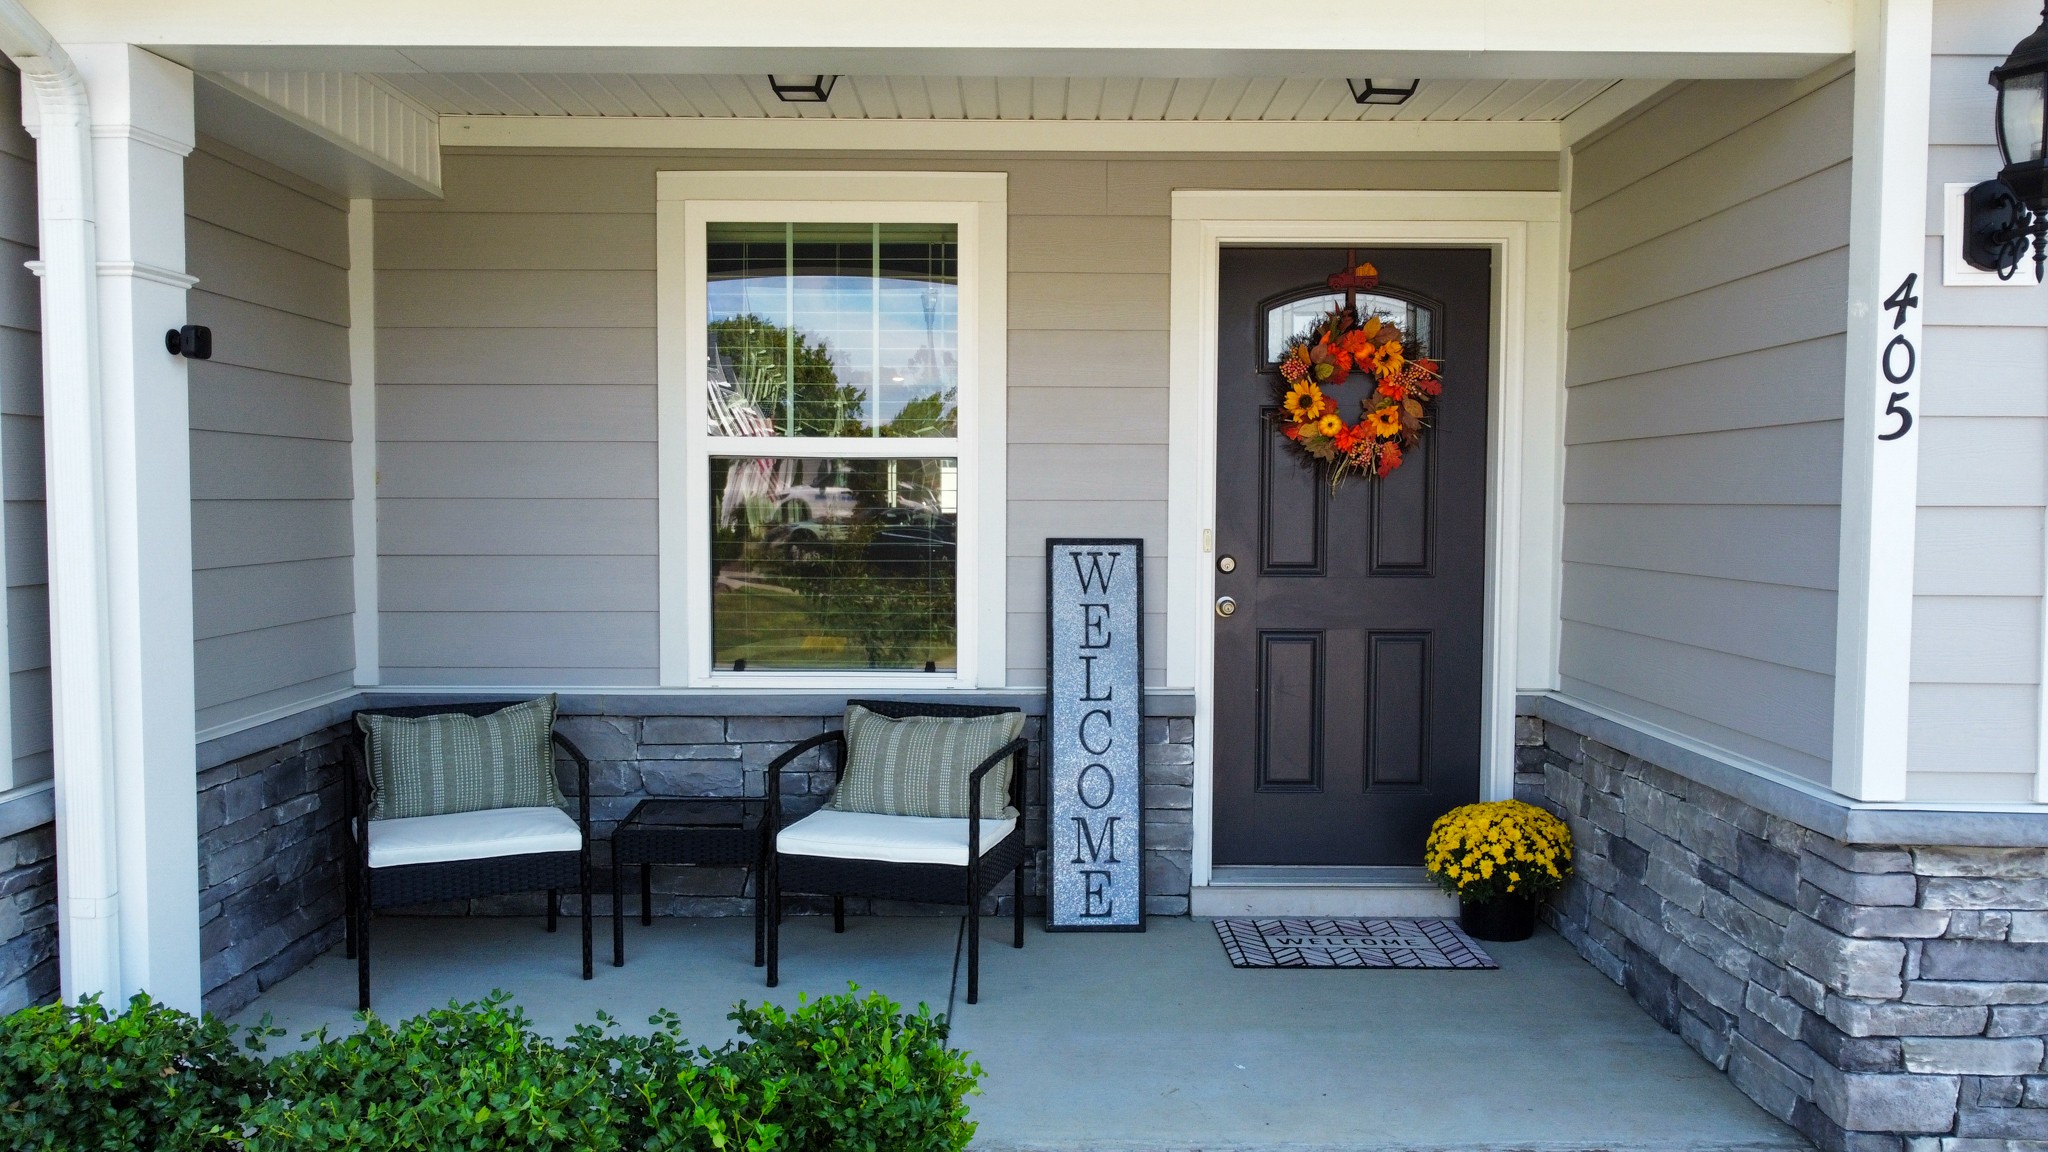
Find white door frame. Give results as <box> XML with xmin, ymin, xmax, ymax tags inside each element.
<box><xmin>1164</xmin><ymin>190</ymin><xmax>1566</xmax><ymax>888</ymax></box>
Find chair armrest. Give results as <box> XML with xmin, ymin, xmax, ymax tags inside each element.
<box><xmin>764</xmin><ymin>731</ymin><xmax>844</xmax><ymax>834</ymax></box>
<box><xmin>967</xmin><ymin>736</ymin><xmax>1029</xmax><ymax>862</ymax></box>
<box><xmin>551</xmin><ymin>730</ymin><xmax>593</xmax><ymax>838</ymax></box>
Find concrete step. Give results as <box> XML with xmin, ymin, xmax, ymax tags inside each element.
<box><xmin>1190</xmin><ymin>865</ymin><xmax>1460</xmax><ymax>918</ymax></box>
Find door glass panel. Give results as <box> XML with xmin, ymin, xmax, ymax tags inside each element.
<box><xmin>1264</xmin><ymin>291</ymin><xmax>1434</xmax><ymax>363</ymax></box>
<box><xmin>707</xmin><ymin>222</ymin><xmax>959</xmax><ymax>438</ymax></box>
<box><xmin>710</xmin><ymin>455</ymin><xmax>957</xmax><ymax>671</ymax></box>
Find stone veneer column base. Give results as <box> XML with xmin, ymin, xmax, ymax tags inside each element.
<box><xmin>1520</xmin><ymin>714</ymin><xmax>2048</xmax><ymax>1152</ymax></box>
<box><xmin>0</xmin><ymin>820</ymin><xmax>57</xmax><ymax>1013</ymax></box>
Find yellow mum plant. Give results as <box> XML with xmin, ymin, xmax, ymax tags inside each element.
<box><xmin>1424</xmin><ymin>799</ymin><xmax>1573</xmax><ymax>904</ymax></box>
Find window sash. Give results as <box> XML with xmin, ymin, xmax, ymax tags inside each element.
<box><xmin>660</xmin><ymin>177</ymin><xmax>1004</xmax><ymax>691</ymax></box>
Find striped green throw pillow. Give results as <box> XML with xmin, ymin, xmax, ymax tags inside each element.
<box><xmin>359</xmin><ymin>696</ymin><xmax>566</xmax><ymax>821</ymax></box>
<box><xmin>829</xmin><ymin>705</ymin><xmax>1024</xmax><ymax>820</ymax></box>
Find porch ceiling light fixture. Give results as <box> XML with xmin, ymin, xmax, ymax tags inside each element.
<box><xmin>1347</xmin><ymin>78</ymin><xmax>1421</xmax><ymax>106</ymax></box>
<box><xmin>1961</xmin><ymin>4</ymin><xmax>2048</xmax><ymax>281</ymax></box>
<box><xmin>768</xmin><ymin>75</ymin><xmax>838</xmax><ymax>103</ymax></box>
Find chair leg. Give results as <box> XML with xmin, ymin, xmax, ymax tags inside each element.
<box><xmin>343</xmin><ymin>861</ymin><xmax>359</xmax><ymax>960</ymax></box>
<box><xmin>753</xmin><ymin>886</ymin><xmax>765</xmax><ymax>967</ymax></box>
<box><xmin>967</xmin><ymin>905</ymin><xmax>981</xmax><ymax>1005</ymax></box>
<box><xmin>1014</xmin><ymin>876</ymin><xmax>1025</xmax><ymax>949</ymax></box>
<box><xmin>751</xmin><ymin>859</ymin><xmax>766</xmax><ymax>968</ymax></box>
<box><xmin>640</xmin><ymin>864</ymin><xmax>653</xmax><ymax>927</ymax></box>
<box><xmin>612</xmin><ymin>858</ymin><xmax>625</xmax><ymax>968</ymax></box>
<box><xmin>766</xmin><ymin>860</ymin><xmax>780</xmax><ymax>989</ymax></box>
<box><xmin>580</xmin><ymin>869</ymin><xmax>593</xmax><ymax>981</ymax></box>
<box><xmin>356</xmin><ymin>902</ymin><xmax>372</xmax><ymax>1013</ymax></box>
<box><xmin>547</xmin><ymin>889</ymin><xmax>559</xmax><ymax>933</ymax></box>
<box><xmin>833</xmin><ymin>895</ymin><xmax>846</xmax><ymax>934</ymax></box>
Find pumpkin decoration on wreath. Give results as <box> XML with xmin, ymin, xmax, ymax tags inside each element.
<box><xmin>1273</xmin><ymin>261</ymin><xmax>1444</xmax><ymax>491</ymax></box>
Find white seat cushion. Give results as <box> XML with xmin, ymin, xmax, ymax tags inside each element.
<box><xmin>776</xmin><ymin>809</ymin><xmax>1016</xmax><ymax>867</ymax></box>
<box><xmin>366</xmin><ymin>806</ymin><xmax>582</xmax><ymax>869</ymax></box>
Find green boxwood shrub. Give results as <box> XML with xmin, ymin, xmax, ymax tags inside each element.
<box><xmin>0</xmin><ymin>986</ymin><xmax>980</xmax><ymax>1152</ymax></box>
<box><xmin>0</xmin><ymin>994</ymin><xmax>271</xmax><ymax>1152</ymax></box>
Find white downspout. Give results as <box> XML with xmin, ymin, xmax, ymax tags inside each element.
<box><xmin>0</xmin><ymin>2</ymin><xmax>123</xmax><ymax>1000</ymax></box>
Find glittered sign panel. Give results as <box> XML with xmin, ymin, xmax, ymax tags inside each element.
<box><xmin>1045</xmin><ymin>539</ymin><xmax>1144</xmax><ymax>931</ymax></box>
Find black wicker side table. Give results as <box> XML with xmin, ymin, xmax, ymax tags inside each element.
<box><xmin>610</xmin><ymin>798</ymin><xmax>771</xmax><ymax>968</ymax></box>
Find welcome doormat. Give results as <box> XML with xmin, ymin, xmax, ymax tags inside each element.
<box><xmin>1213</xmin><ymin>917</ymin><xmax>1497</xmax><ymax>969</ymax></box>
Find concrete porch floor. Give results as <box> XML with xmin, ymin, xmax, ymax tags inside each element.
<box><xmin>235</xmin><ymin>915</ymin><xmax>1807</xmax><ymax>1152</ymax></box>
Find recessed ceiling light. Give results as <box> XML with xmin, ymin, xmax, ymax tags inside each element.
<box><xmin>1347</xmin><ymin>79</ymin><xmax>1421</xmax><ymax>106</ymax></box>
<box><xmin>768</xmin><ymin>75</ymin><xmax>838</xmax><ymax>103</ymax></box>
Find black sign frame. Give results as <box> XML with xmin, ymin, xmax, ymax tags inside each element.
<box><xmin>1043</xmin><ymin>538</ymin><xmax>1146</xmax><ymax>932</ymax></box>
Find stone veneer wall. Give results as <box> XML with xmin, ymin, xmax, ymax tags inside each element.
<box><xmin>0</xmin><ymin>819</ymin><xmax>57</xmax><ymax>1013</ymax></box>
<box><xmin>194</xmin><ymin>702</ymin><xmax>1198</xmax><ymax>1013</ymax></box>
<box><xmin>549</xmin><ymin>709</ymin><xmax>1197</xmax><ymax>919</ymax></box>
<box><xmin>1521</xmin><ymin>714</ymin><xmax>2048</xmax><ymax>1152</ymax></box>
<box><xmin>198</xmin><ymin>725</ymin><xmax>352</xmax><ymax>1016</ymax></box>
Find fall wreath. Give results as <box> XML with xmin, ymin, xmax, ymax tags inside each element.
<box><xmin>1273</xmin><ymin>262</ymin><xmax>1443</xmax><ymax>490</ymax></box>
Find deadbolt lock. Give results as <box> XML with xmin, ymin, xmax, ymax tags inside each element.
<box><xmin>1217</xmin><ymin>555</ymin><xmax>1236</xmax><ymax>573</ymax></box>
<box><xmin>1215</xmin><ymin>595</ymin><xmax>1237</xmax><ymax>618</ymax></box>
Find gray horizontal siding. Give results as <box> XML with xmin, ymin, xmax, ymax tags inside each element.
<box><xmin>382</xmin><ymin>151</ymin><xmax>1554</xmax><ymax>689</ymax></box>
<box><xmin>1559</xmin><ymin>75</ymin><xmax>1852</xmax><ymax>785</ymax></box>
<box><xmin>187</xmin><ymin>140</ymin><xmax>356</xmax><ymax>734</ymax></box>
<box><xmin>1906</xmin><ymin>0</ymin><xmax>2048</xmax><ymax>803</ymax></box>
<box><xmin>0</xmin><ymin>62</ymin><xmax>47</xmax><ymax>791</ymax></box>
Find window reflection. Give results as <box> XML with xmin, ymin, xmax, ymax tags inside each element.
<box><xmin>707</xmin><ymin>223</ymin><xmax>958</xmax><ymax>438</ymax></box>
<box><xmin>711</xmin><ymin>456</ymin><xmax>958</xmax><ymax>671</ymax></box>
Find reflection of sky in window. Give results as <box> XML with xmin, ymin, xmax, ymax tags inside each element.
<box><xmin>706</xmin><ymin>223</ymin><xmax>958</xmax><ymax>435</ymax></box>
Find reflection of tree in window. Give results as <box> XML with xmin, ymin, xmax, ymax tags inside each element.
<box><xmin>710</xmin><ymin>456</ymin><xmax>957</xmax><ymax>671</ymax></box>
<box><xmin>706</xmin><ymin>222</ymin><xmax>958</xmax><ymax>438</ymax></box>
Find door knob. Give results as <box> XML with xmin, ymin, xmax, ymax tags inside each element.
<box><xmin>1215</xmin><ymin>595</ymin><xmax>1237</xmax><ymax>618</ymax></box>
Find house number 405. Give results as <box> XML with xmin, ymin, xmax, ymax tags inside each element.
<box><xmin>1877</xmin><ymin>273</ymin><xmax>1919</xmax><ymax>442</ymax></box>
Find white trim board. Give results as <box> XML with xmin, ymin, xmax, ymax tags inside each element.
<box><xmin>654</xmin><ymin>171</ymin><xmax>1007</xmax><ymax>691</ymax></box>
<box><xmin>451</xmin><ymin>116</ymin><xmax>1565</xmax><ymax>154</ymax></box>
<box><xmin>1164</xmin><ymin>189</ymin><xmax>1566</xmax><ymax>892</ymax></box>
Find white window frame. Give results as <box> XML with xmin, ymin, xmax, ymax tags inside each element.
<box><xmin>655</xmin><ymin>171</ymin><xmax>1008</xmax><ymax>690</ymax></box>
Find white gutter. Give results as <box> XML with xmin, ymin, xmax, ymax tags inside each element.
<box><xmin>0</xmin><ymin>1</ymin><xmax>122</xmax><ymax>1001</ymax></box>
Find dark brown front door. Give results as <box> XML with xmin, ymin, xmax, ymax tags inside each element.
<box><xmin>1213</xmin><ymin>246</ymin><xmax>1490</xmax><ymax>866</ymax></box>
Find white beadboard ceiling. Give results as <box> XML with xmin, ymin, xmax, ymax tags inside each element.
<box><xmin>371</xmin><ymin>74</ymin><xmax>1622</xmax><ymax>122</ymax></box>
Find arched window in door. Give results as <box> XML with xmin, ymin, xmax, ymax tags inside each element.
<box><xmin>1261</xmin><ymin>287</ymin><xmax>1439</xmax><ymax>365</ymax></box>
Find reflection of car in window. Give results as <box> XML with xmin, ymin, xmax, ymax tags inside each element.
<box><xmin>864</xmin><ymin>507</ymin><xmax>955</xmax><ymax>570</ymax></box>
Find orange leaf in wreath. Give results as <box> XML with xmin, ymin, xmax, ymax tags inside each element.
<box><xmin>1377</xmin><ymin>443</ymin><xmax>1404</xmax><ymax>476</ymax></box>
<box><xmin>1403</xmin><ymin>398</ymin><xmax>1425</xmax><ymax>419</ymax></box>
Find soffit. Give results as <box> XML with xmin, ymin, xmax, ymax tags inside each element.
<box><xmin>368</xmin><ymin>74</ymin><xmax>1623</xmax><ymax>122</ymax></box>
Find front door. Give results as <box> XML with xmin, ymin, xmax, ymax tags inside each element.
<box><xmin>1212</xmin><ymin>246</ymin><xmax>1490</xmax><ymax>866</ymax></box>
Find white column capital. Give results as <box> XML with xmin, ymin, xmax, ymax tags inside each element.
<box><xmin>22</xmin><ymin>43</ymin><xmax>192</xmax><ymax>155</ymax></box>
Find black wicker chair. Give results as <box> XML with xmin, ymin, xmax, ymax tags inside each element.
<box><xmin>342</xmin><ymin>700</ymin><xmax>594</xmax><ymax>1011</ymax></box>
<box><xmin>763</xmin><ymin>699</ymin><xmax>1029</xmax><ymax>1005</ymax></box>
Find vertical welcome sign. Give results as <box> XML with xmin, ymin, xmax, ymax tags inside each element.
<box><xmin>1045</xmin><ymin>539</ymin><xmax>1145</xmax><ymax>931</ymax></box>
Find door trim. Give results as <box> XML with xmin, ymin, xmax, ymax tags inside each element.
<box><xmin>1165</xmin><ymin>190</ymin><xmax>1566</xmax><ymax>891</ymax></box>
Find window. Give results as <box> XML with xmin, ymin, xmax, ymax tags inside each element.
<box><xmin>1263</xmin><ymin>289</ymin><xmax>1436</xmax><ymax>364</ymax></box>
<box><xmin>657</xmin><ymin>173</ymin><xmax>1007</xmax><ymax>688</ymax></box>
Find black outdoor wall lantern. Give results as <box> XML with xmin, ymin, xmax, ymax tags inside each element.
<box><xmin>1962</xmin><ymin>4</ymin><xmax>2048</xmax><ymax>281</ymax></box>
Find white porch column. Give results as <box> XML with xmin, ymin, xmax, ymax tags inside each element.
<box><xmin>41</xmin><ymin>45</ymin><xmax>200</xmax><ymax>1009</ymax></box>
<box><xmin>1832</xmin><ymin>0</ymin><xmax>1932</xmax><ymax>802</ymax></box>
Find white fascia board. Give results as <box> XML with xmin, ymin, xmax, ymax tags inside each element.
<box><xmin>451</xmin><ymin>116</ymin><xmax>1563</xmax><ymax>154</ymax></box>
<box><xmin>31</xmin><ymin>0</ymin><xmax>1851</xmax><ymax>65</ymax></box>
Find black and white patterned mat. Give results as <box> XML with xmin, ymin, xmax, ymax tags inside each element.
<box><xmin>1213</xmin><ymin>917</ymin><xmax>1498</xmax><ymax>969</ymax></box>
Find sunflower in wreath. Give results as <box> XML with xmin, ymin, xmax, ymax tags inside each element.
<box><xmin>1275</xmin><ymin>278</ymin><xmax>1443</xmax><ymax>490</ymax></box>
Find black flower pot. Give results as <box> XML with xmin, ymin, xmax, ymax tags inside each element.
<box><xmin>1459</xmin><ymin>895</ymin><xmax>1537</xmax><ymax>942</ymax></box>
